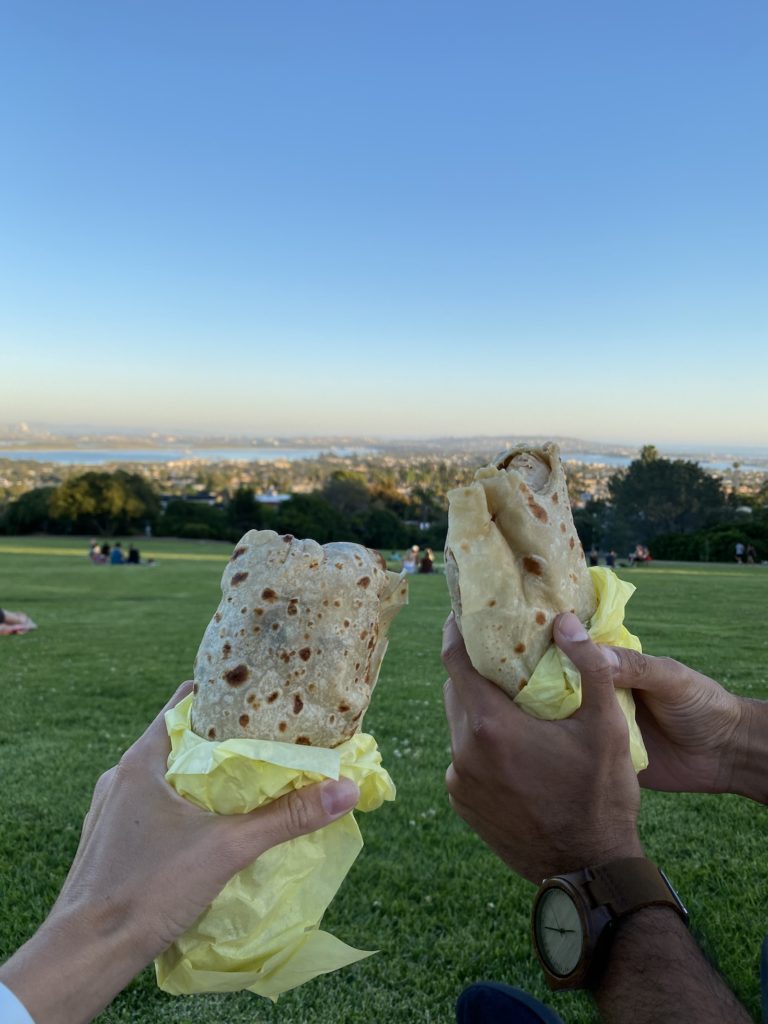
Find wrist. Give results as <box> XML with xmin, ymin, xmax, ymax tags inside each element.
<box><xmin>730</xmin><ymin>698</ymin><xmax>768</xmax><ymax>804</ymax></box>
<box><xmin>0</xmin><ymin>906</ymin><xmax>151</xmax><ymax>1024</ymax></box>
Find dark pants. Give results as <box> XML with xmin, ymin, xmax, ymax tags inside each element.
<box><xmin>456</xmin><ymin>983</ymin><xmax>565</xmax><ymax>1024</ymax></box>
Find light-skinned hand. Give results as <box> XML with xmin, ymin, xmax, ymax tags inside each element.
<box><xmin>0</xmin><ymin>680</ymin><xmax>360</xmax><ymax>1024</ymax></box>
<box><xmin>442</xmin><ymin>613</ymin><xmax>643</xmax><ymax>883</ymax></box>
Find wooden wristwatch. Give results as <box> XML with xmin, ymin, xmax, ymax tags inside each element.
<box><xmin>531</xmin><ymin>857</ymin><xmax>689</xmax><ymax>989</ymax></box>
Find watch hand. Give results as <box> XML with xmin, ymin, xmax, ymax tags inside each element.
<box><xmin>544</xmin><ymin>926</ymin><xmax>576</xmax><ymax>934</ymax></box>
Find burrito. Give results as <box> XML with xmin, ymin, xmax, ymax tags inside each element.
<box><xmin>191</xmin><ymin>529</ymin><xmax>408</xmax><ymax>747</ymax></box>
<box><xmin>445</xmin><ymin>442</ymin><xmax>596</xmax><ymax>696</ymax></box>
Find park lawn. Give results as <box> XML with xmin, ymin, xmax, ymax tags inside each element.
<box><xmin>0</xmin><ymin>538</ymin><xmax>766</xmax><ymax>1023</ymax></box>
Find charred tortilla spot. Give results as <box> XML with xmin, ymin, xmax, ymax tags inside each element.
<box><xmin>230</xmin><ymin>546</ymin><xmax>248</xmax><ymax>560</ymax></box>
<box><xmin>527</xmin><ymin>497</ymin><xmax>548</xmax><ymax>523</ymax></box>
<box><xmin>518</xmin><ymin>679</ymin><xmax>528</xmax><ymax>691</ymax></box>
<box><xmin>214</xmin><ymin>612</ymin><xmax>222</xmax><ymax>623</ymax></box>
<box><xmin>207</xmin><ymin>727</ymin><xmax>217</xmax><ymax>739</ymax></box>
<box><xmin>278</xmin><ymin>721</ymin><xmax>287</xmax><ymax>733</ymax></box>
<box><xmin>309</xmin><ymin>560</ymin><xmax>320</xmax><ymax>569</ymax></box>
<box><xmin>241</xmin><ymin>607</ymin><xmax>247</xmax><ymax>614</ymax></box>
<box><xmin>224</xmin><ymin>664</ymin><xmax>249</xmax><ymax>686</ymax></box>
<box><xmin>551</xmin><ymin>492</ymin><xmax>560</xmax><ymax>504</ymax></box>
<box><xmin>262</xmin><ymin>588</ymin><xmax>278</xmax><ymax>602</ymax></box>
<box><xmin>295</xmin><ymin>736</ymin><xmax>311</xmax><ymax>745</ymax></box>
<box><xmin>279</xmin><ymin>651</ymin><xmax>290</xmax><ymax>663</ymax></box>
<box><xmin>222</xmin><ymin>642</ymin><xmax>232</xmax><ymax>659</ymax></box>
<box><xmin>299</xmin><ymin>647</ymin><xmax>311</xmax><ymax>661</ymax></box>
<box><xmin>253</xmin><ymin>625</ymin><xmax>261</xmax><ymax>633</ymax></box>
<box><xmin>488</xmin><ymin>599</ymin><xmax>496</xmax><ymax>607</ymax></box>
<box><xmin>360</xmin><ymin>629</ymin><xmax>368</xmax><ymax>639</ymax></box>
<box><xmin>329</xmin><ymin>714</ymin><xmax>336</xmax><ymax>724</ymax></box>
<box><xmin>569</xmin><ymin>537</ymin><xmax>576</xmax><ymax>549</ymax></box>
<box><xmin>357</xmin><ymin>576</ymin><xmax>371</xmax><ymax>588</ymax></box>
<box><xmin>351</xmin><ymin>710</ymin><xmax>363</xmax><ymax>723</ymax></box>
<box><xmin>514</xmin><ymin>642</ymin><xmax>526</xmax><ymax>653</ymax></box>
<box><xmin>293</xmin><ymin>694</ymin><xmax>304</xmax><ymax>714</ymax></box>
<box><xmin>334</xmin><ymin>599</ymin><xmax>341</xmax><ymax>607</ymax></box>
<box><xmin>343</xmin><ymin>619</ymin><xmax>350</xmax><ymax>627</ymax></box>
<box><xmin>282</xmin><ymin>534</ymin><xmax>293</xmax><ymax>542</ymax></box>
<box><xmin>307</xmin><ymin>683</ymin><xmax>317</xmax><ymax>693</ymax></box>
<box><xmin>335</xmin><ymin>562</ymin><xmax>343</xmax><ymax>569</ymax></box>
<box><xmin>560</xmin><ymin>523</ymin><xmax>567</xmax><ymax>533</ymax></box>
<box><xmin>287</xmin><ymin>602</ymin><xmax>298</xmax><ymax>616</ymax></box>
<box><xmin>460</xmin><ymin>541</ymin><xmax>470</xmax><ymax>553</ymax></box>
<box><xmin>338</xmin><ymin>702</ymin><xmax>350</xmax><ymax>713</ymax></box>
<box><xmin>239</xmin><ymin>714</ymin><xmax>250</xmax><ymax>727</ymax></box>
<box><xmin>535</xmin><ymin>611</ymin><xmax>546</xmax><ymax>625</ymax></box>
<box><xmin>271</xmin><ymin>622</ymin><xmax>280</xmax><ymax>631</ymax></box>
<box><xmin>231</xmin><ymin>571</ymin><xmax>249</xmax><ymax>585</ymax></box>
<box><xmin>523</xmin><ymin>556</ymin><xmax>543</xmax><ymax>576</ymax></box>
<box><xmin>267</xmin><ymin>691</ymin><xmax>279</xmax><ymax>703</ymax></box>
<box><xmin>192</xmin><ymin>682</ymin><xmax>199</xmax><ymax>694</ymax></box>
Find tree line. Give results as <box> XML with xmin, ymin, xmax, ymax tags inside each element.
<box><xmin>0</xmin><ymin>468</ymin><xmax>447</xmax><ymax>553</ymax></box>
<box><xmin>1</xmin><ymin>447</ymin><xmax>766</xmax><ymax>562</ymax></box>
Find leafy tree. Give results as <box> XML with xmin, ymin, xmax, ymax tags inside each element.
<box><xmin>572</xmin><ymin>499</ymin><xmax>611</xmax><ymax>550</ymax></box>
<box><xmin>49</xmin><ymin>471</ymin><xmax>160</xmax><ymax>535</ymax></box>
<box><xmin>321</xmin><ymin>471</ymin><xmax>371</xmax><ymax>519</ymax></box>
<box><xmin>608</xmin><ymin>448</ymin><xmax>726</xmax><ymax>547</ymax></box>
<box><xmin>277</xmin><ymin>494</ymin><xmax>346</xmax><ymax>545</ymax></box>
<box><xmin>2</xmin><ymin>486</ymin><xmax>58</xmax><ymax>534</ymax></box>
<box><xmin>228</xmin><ymin>487</ymin><xmax>264</xmax><ymax>535</ymax></box>
<box><xmin>159</xmin><ymin>499</ymin><xmax>231</xmax><ymax>540</ymax></box>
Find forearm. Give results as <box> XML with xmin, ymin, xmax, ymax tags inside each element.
<box><xmin>731</xmin><ymin>698</ymin><xmax>768</xmax><ymax>804</ymax></box>
<box><xmin>594</xmin><ymin>908</ymin><xmax>751</xmax><ymax>1024</ymax></box>
<box><xmin>0</xmin><ymin>908</ymin><xmax>150</xmax><ymax>1024</ymax></box>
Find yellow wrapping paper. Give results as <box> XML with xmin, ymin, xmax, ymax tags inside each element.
<box><xmin>514</xmin><ymin>566</ymin><xmax>649</xmax><ymax>772</ymax></box>
<box><xmin>155</xmin><ymin>695</ymin><xmax>395</xmax><ymax>999</ymax></box>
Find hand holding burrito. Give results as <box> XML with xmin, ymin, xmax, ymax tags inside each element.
<box><xmin>445</xmin><ymin>443</ymin><xmax>648</xmax><ymax>772</ymax></box>
<box><xmin>156</xmin><ymin>530</ymin><xmax>406</xmax><ymax>999</ymax></box>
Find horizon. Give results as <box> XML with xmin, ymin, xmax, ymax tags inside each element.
<box><xmin>2</xmin><ymin>421</ymin><xmax>767</xmax><ymax>460</ymax></box>
<box><xmin>2</xmin><ymin>2</ymin><xmax>766</xmax><ymax>445</ymax></box>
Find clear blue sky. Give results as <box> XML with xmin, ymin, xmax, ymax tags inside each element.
<box><xmin>1</xmin><ymin>1</ymin><xmax>766</xmax><ymax>446</ymax></box>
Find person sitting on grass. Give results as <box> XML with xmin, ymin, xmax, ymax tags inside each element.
<box><xmin>0</xmin><ymin>608</ymin><xmax>37</xmax><ymax>636</ymax></box>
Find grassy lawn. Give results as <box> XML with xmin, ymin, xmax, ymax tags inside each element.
<box><xmin>1</xmin><ymin>537</ymin><xmax>766</xmax><ymax>1023</ymax></box>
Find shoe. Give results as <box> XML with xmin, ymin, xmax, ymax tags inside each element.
<box><xmin>456</xmin><ymin>983</ymin><xmax>565</xmax><ymax>1024</ymax></box>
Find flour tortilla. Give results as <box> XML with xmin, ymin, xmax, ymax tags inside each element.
<box><xmin>190</xmin><ymin>530</ymin><xmax>407</xmax><ymax>747</ymax></box>
<box><xmin>445</xmin><ymin>443</ymin><xmax>596</xmax><ymax>696</ymax></box>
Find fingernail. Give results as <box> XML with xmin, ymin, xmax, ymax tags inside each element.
<box><xmin>321</xmin><ymin>778</ymin><xmax>360</xmax><ymax>816</ymax></box>
<box><xmin>557</xmin><ymin>613</ymin><xmax>589</xmax><ymax>641</ymax></box>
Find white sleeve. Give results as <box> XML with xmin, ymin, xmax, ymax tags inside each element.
<box><xmin>0</xmin><ymin>982</ymin><xmax>36</xmax><ymax>1024</ymax></box>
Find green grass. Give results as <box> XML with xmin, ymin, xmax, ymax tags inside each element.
<box><xmin>1</xmin><ymin>538</ymin><xmax>766</xmax><ymax>1022</ymax></box>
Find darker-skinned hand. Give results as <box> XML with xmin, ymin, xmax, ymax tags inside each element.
<box><xmin>442</xmin><ymin>613</ymin><xmax>643</xmax><ymax>883</ymax></box>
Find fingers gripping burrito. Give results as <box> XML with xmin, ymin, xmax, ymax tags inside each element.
<box><xmin>191</xmin><ymin>529</ymin><xmax>408</xmax><ymax>746</ymax></box>
<box><xmin>445</xmin><ymin>442</ymin><xmax>648</xmax><ymax>771</ymax></box>
<box><xmin>156</xmin><ymin>531</ymin><xmax>406</xmax><ymax>999</ymax></box>
<box><xmin>445</xmin><ymin>443</ymin><xmax>595</xmax><ymax>696</ymax></box>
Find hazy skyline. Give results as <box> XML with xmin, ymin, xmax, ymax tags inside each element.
<box><xmin>1</xmin><ymin>2</ymin><xmax>766</xmax><ymax>446</ymax></box>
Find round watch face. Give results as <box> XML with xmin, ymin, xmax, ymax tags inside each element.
<box><xmin>534</xmin><ymin>887</ymin><xmax>584</xmax><ymax>977</ymax></box>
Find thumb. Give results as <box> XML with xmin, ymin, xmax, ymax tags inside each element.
<box><xmin>553</xmin><ymin>613</ymin><xmax>621</xmax><ymax>715</ymax></box>
<box><xmin>229</xmin><ymin>777</ymin><xmax>361</xmax><ymax>866</ymax></box>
